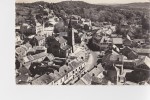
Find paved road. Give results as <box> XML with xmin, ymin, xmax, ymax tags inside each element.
<box><xmin>85</xmin><ymin>50</ymin><xmax>98</xmax><ymax>72</ymax></box>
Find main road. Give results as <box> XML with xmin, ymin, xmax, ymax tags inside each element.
<box><xmin>84</xmin><ymin>50</ymin><xmax>99</xmax><ymax>72</ymax></box>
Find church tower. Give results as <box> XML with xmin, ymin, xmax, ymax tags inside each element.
<box><xmin>67</xmin><ymin>17</ymin><xmax>75</xmax><ymax>53</ymax></box>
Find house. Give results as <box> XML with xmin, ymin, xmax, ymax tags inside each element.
<box><xmin>43</xmin><ymin>20</ymin><xmax>56</xmax><ymax>37</ymax></box>
<box><xmin>123</xmin><ymin>38</ymin><xmax>132</xmax><ymax>47</ymax></box>
<box><xmin>20</xmin><ymin>23</ymin><xmax>36</xmax><ymax>35</ymax></box>
<box><xmin>125</xmin><ymin>56</ymin><xmax>150</xmax><ymax>83</ymax></box>
<box><xmin>53</xmin><ymin>64</ymin><xmax>73</xmax><ymax>85</ymax></box>
<box><xmin>33</xmin><ymin>46</ymin><xmax>47</xmax><ymax>53</ymax></box>
<box><xmin>21</xmin><ymin>43</ymin><xmax>32</xmax><ymax>51</ymax></box>
<box><xmin>135</xmin><ymin>56</ymin><xmax>150</xmax><ymax>70</ymax></box>
<box><xmin>92</xmin><ymin>35</ymin><xmax>112</xmax><ymax>51</ymax></box>
<box><xmin>133</xmin><ymin>39</ymin><xmax>145</xmax><ymax>45</ymax></box>
<box><xmin>69</xmin><ymin>59</ymin><xmax>85</xmax><ymax>78</ymax></box>
<box><xmin>15</xmin><ymin>25</ymin><xmax>20</xmax><ymax>32</ymax></box>
<box><xmin>74</xmin><ymin>79</ymin><xmax>86</xmax><ymax>85</ymax></box>
<box><xmin>19</xmin><ymin>52</ymin><xmax>49</xmax><ymax>69</ymax></box>
<box><xmin>16</xmin><ymin>74</ymin><xmax>29</xmax><ymax>84</ymax></box>
<box><xmin>47</xmin><ymin>36</ymin><xmax>72</xmax><ymax>58</ymax></box>
<box><xmin>106</xmin><ymin>64</ymin><xmax>120</xmax><ymax>84</ymax></box>
<box><xmin>123</xmin><ymin>59</ymin><xmax>136</xmax><ymax>69</ymax></box>
<box><xmin>89</xmin><ymin>64</ymin><xmax>104</xmax><ymax>77</ymax></box>
<box><xmin>121</xmin><ymin>46</ymin><xmax>138</xmax><ymax>60</ymax></box>
<box><xmin>16</xmin><ymin>46</ymin><xmax>27</xmax><ymax>57</ymax></box>
<box><xmin>50</xmin><ymin>59</ymin><xmax>85</xmax><ymax>85</ymax></box>
<box><xmin>80</xmin><ymin>73</ymin><xmax>92</xmax><ymax>85</ymax></box>
<box><xmin>125</xmin><ymin>69</ymin><xmax>150</xmax><ymax>83</ymax></box>
<box><xmin>31</xmin><ymin>73</ymin><xmax>54</xmax><ymax>85</ymax></box>
<box><xmin>43</xmin><ymin>26</ymin><xmax>54</xmax><ymax>37</ymax></box>
<box><xmin>34</xmin><ymin>36</ymin><xmax>45</xmax><ymax>46</ymax></box>
<box><xmin>112</xmin><ymin>38</ymin><xmax>123</xmax><ymax>48</ymax></box>
<box><xmin>133</xmin><ymin>48</ymin><xmax>150</xmax><ymax>57</ymax></box>
<box><xmin>102</xmin><ymin>51</ymin><xmax>119</xmax><ymax>67</ymax></box>
<box><xmin>16</xmin><ymin>64</ymin><xmax>32</xmax><ymax>84</ymax></box>
<box><xmin>16</xmin><ymin>32</ymin><xmax>23</xmax><ymax>45</ymax></box>
<box><xmin>127</xmin><ymin>50</ymin><xmax>138</xmax><ymax>60</ymax></box>
<box><xmin>49</xmin><ymin>70</ymin><xmax>60</xmax><ymax>84</ymax></box>
<box><xmin>69</xmin><ymin>15</ymin><xmax>81</xmax><ymax>25</ymax></box>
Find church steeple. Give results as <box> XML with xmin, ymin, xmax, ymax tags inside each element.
<box><xmin>68</xmin><ymin>17</ymin><xmax>72</xmax><ymax>29</ymax></box>
<box><xmin>67</xmin><ymin>16</ymin><xmax>74</xmax><ymax>53</ymax></box>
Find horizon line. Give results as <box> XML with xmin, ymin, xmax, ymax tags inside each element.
<box><xmin>15</xmin><ymin>0</ymin><xmax>150</xmax><ymax>5</ymax></box>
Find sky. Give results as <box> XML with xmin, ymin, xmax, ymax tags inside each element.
<box><xmin>16</xmin><ymin>0</ymin><xmax>150</xmax><ymax>4</ymax></box>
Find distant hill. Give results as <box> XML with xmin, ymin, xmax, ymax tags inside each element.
<box><xmin>111</xmin><ymin>2</ymin><xmax>150</xmax><ymax>9</ymax></box>
<box><xmin>15</xmin><ymin>1</ymin><xmax>149</xmax><ymax>26</ymax></box>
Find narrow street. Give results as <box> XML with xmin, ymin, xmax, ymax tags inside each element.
<box><xmin>85</xmin><ymin>50</ymin><xmax>98</xmax><ymax>72</ymax></box>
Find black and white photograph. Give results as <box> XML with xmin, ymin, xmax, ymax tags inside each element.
<box><xmin>15</xmin><ymin>0</ymin><xmax>150</xmax><ymax>85</ymax></box>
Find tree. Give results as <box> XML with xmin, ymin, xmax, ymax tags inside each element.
<box><xmin>54</xmin><ymin>21</ymin><xmax>65</xmax><ymax>33</ymax></box>
<box><xmin>142</xmin><ymin>15</ymin><xmax>150</xmax><ymax>32</ymax></box>
<box><xmin>30</xmin><ymin>37</ymin><xmax>38</xmax><ymax>47</ymax></box>
<box><xmin>84</xmin><ymin>24</ymin><xmax>89</xmax><ymax>30</ymax></box>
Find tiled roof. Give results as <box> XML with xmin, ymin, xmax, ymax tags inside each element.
<box><xmin>70</xmin><ymin>60</ymin><xmax>84</xmax><ymax>69</ymax></box>
<box><xmin>16</xmin><ymin>46</ymin><xmax>27</xmax><ymax>55</ymax></box>
<box><xmin>32</xmin><ymin>52</ymin><xmax>48</xmax><ymax>60</ymax></box>
<box><xmin>133</xmin><ymin>48</ymin><xmax>150</xmax><ymax>54</ymax></box>
<box><xmin>81</xmin><ymin>73</ymin><xmax>92</xmax><ymax>85</ymax></box>
<box><xmin>112</xmin><ymin>38</ymin><xmax>123</xmax><ymax>44</ymax></box>
<box><xmin>52</xmin><ymin>70</ymin><xmax>61</xmax><ymax>82</ymax></box>
<box><xmin>22</xmin><ymin>52</ymin><xmax>48</xmax><ymax>63</ymax></box>
<box><xmin>17</xmin><ymin>67</ymin><xmax>31</xmax><ymax>75</ymax></box>
<box><xmin>46</xmin><ymin>54</ymin><xmax>54</xmax><ymax>61</ymax></box>
<box><xmin>16</xmin><ymin>74</ymin><xmax>28</xmax><ymax>84</ymax></box>
<box><xmin>91</xmin><ymin>76</ymin><xmax>102</xmax><ymax>84</ymax></box>
<box><xmin>32</xmin><ymin>74</ymin><xmax>54</xmax><ymax>85</ymax></box>
<box><xmin>136</xmin><ymin>56</ymin><xmax>150</xmax><ymax>69</ymax></box>
<box><xmin>89</xmin><ymin>66</ymin><xmax>103</xmax><ymax>77</ymax></box>
<box><xmin>74</xmin><ymin>79</ymin><xmax>86</xmax><ymax>85</ymax></box>
<box><xmin>61</xmin><ymin>45</ymin><xmax>71</xmax><ymax>50</ymax></box>
<box><xmin>55</xmin><ymin>36</ymin><xmax>67</xmax><ymax>44</ymax></box>
<box><xmin>35</xmin><ymin>36</ymin><xmax>45</xmax><ymax>41</ymax></box>
<box><xmin>33</xmin><ymin>46</ymin><xmax>47</xmax><ymax>51</ymax></box>
<box><xmin>59</xmin><ymin>32</ymin><xmax>68</xmax><ymax>37</ymax></box>
<box><xmin>23</xmin><ymin>43</ymin><xmax>32</xmax><ymax>49</ymax></box>
<box><xmin>133</xmin><ymin>39</ymin><xmax>145</xmax><ymax>43</ymax></box>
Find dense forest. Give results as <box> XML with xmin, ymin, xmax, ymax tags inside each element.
<box><xmin>16</xmin><ymin>1</ymin><xmax>150</xmax><ymax>36</ymax></box>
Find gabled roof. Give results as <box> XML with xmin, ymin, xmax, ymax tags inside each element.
<box><xmin>112</xmin><ymin>38</ymin><xmax>123</xmax><ymax>44</ymax></box>
<box><xmin>35</xmin><ymin>36</ymin><xmax>45</xmax><ymax>41</ymax></box>
<box><xmin>17</xmin><ymin>67</ymin><xmax>31</xmax><ymax>75</ymax></box>
<box><xmin>59</xmin><ymin>32</ymin><xmax>68</xmax><ymax>37</ymax></box>
<box><xmin>89</xmin><ymin>65</ymin><xmax>104</xmax><ymax>77</ymax></box>
<box><xmin>61</xmin><ymin>45</ymin><xmax>71</xmax><ymax>50</ymax></box>
<box><xmin>55</xmin><ymin>36</ymin><xmax>67</xmax><ymax>44</ymax></box>
<box><xmin>22</xmin><ymin>52</ymin><xmax>48</xmax><ymax>63</ymax></box>
<box><xmin>133</xmin><ymin>39</ymin><xmax>145</xmax><ymax>43</ymax></box>
<box><xmin>74</xmin><ymin>79</ymin><xmax>86</xmax><ymax>85</ymax></box>
<box><xmin>46</xmin><ymin>54</ymin><xmax>55</xmax><ymax>61</ymax></box>
<box><xmin>81</xmin><ymin>73</ymin><xmax>92</xmax><ymax>85</ymax></box>
<box><xmin>32</xmin><ymin>52</ymin><xmax>48</xmax><ymax>60</ymax></box>
<box><xmin>91</xmin><ymin>76</ymin><xmax>102</xmax><ymax>84</ymax></box>
<box><xmin>16</xmin><ymin>74</ymin><xmax>29</xmax><ymax>84</ymax></box>
<box><xmin>133</xmin><ymin>48</ymin><xmax>150</xmax><ymax>54</ymax></box>
<box><xmin>51</xmin><ymin>70</ymin><xmax>62</xmax><ymax>82</ymax></box>
<box><xmin>32</xmin><ymin>74</ymin><xmax>54</xmax><ymax>85</ymax></box>
<box><xmin>69</xmin><ymin>60</ymin><xmax>84</xmax><ymax>69</ymax></box>
<box><xmin>23</xmin><ymin>43</ymin><xmax>32</xmax><ymax>49</ymax></box>
<box><xmin>33</xmin><ymin>46</ymin><xmax>47</xmax><ymax>51</ymax></box>
<box><xmin>136</xmin><ymin>56</ymin><xmax>150</xmax><ymax>69</ymax></box>
<box><xmin>16</xmin><ymin>46</ymin><xmax>27</xmax><ymax>55</ymax></box>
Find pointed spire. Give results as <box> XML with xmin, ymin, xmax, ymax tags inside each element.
<box><xmin>68</xmin><ymin>17</ymin><xmax>72</xmax><ymax>29</ymax></box>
